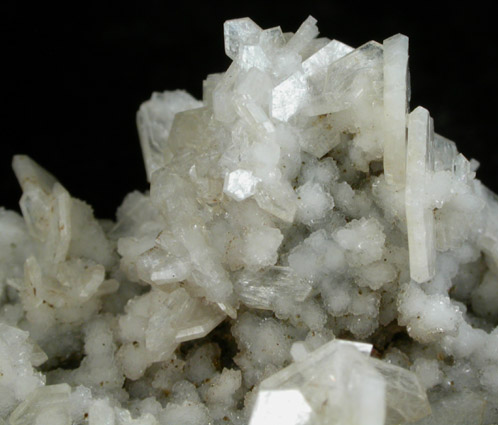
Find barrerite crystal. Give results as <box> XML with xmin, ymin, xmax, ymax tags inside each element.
<box><xmin>1</xmin><ymin>15</ymin><xmax>497</xmax><ymax>425</ymax></box>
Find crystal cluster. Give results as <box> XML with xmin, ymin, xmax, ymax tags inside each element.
<box><xmin>1</xmin><ymin>16</ymin><xmax>498</xmax><ymax>425</ymax></box>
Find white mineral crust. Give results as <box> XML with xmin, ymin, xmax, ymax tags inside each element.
<box><xmin>1</xmin><ymin>15</ymin><xmax>498</xmax><ymax>425</ymax></box>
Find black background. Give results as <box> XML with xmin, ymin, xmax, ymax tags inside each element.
<box><xmin>4</xmin><ymin>1</ymin><xmax>498</xmax><ymax>219</ymax></box>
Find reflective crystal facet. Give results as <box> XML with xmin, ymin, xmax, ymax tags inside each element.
<box><xmin>250</xmin><ymin>339</ymin><xmax>430</xmax><ymax>425</ymax></box>
<box><xmin>383</xmin><ymin>34</ymin><xmax>409</xmax><ymax>187</ymax></box>
<box><xmin>223</xmin><ymin>169</ymin><xmax>261</xmax><ymax>201</ymax></box>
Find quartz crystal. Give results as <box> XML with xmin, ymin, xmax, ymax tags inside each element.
<box><xmin>1</xmin><ymin>15</ymin><xmax>498</xmax><ymax>425</ymax></box>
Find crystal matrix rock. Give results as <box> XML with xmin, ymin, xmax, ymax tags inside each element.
<box><xmin>1</xmin><ymin>15</ymin><xmax>498</xmax><ymax>425</ymax></box>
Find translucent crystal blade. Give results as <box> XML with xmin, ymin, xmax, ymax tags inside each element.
<box><xmin>303</xmin><ymin>41</ymin><xmax>384</xmax><ymax>116</ymax></box>
<box><xmin>284</xmin><ymin>16</ymin><xmax>319</xmax><ymax>55</ymax></box>
<box><xmin>271</xmin><ymin>72</ymin><xmax>308</xmax><ymax>122</ymax></box>
<box><xmin>224</xmin><ymin>18</ymin><xmax>262</xmax><ymax>60</ymax></box>
<box><xmin>477</xmin><ymin>186</ymin><xmax>498</xmax><ymax>270</ymax></box>
<box><xmin>302</xmin><ymin>39</ymin><xmax>353</xmax><ymax>76</ymax></box>
<box><xmin>254</xmin><ymin>179</ymin><xmax>297</xmax><ymax>223</ymax></box>
<box><xmin>405</xmin><ymin>106</ymin><xmax>436</xmax><ymax>282</ymax></box>
<box><xmin>371</xmin><ymin>357</ymin><xmax>432</xmax><ymax>424</ymax></box>
<box><xmin>137</xmin><ymin>91</ymin><xmax>203</xmax><ymax>181</ymax></box>
<box><xmin>249</xmin><ymin>339</ymin><xmax>387</xmax><ymax>425</ymax></box>
<box><xmin>136</xmin><ymin>246</ymin><xmax>192</xmax><ymax>285</ymax></box>
<box><xmin>9</xmin><ymin>384</ymin><xmax>71</xmax><ymax>425</ymax></box>
<box><xmin>383</xmin><ymin>34</ymin><xmax>409</xmax><ymax>187</ymax></box>
<box><xmin>12</xmin><ymin>155</ymin><xmax>57</xmax><ymax>194</ymax></box>
<box><xmin>271</xmin><ymin>39</ymin><xmax>353</xmax><ymax>122</ymax></box>
<box><xmin>174</xmin><ymin>300</ymin><xmax>226</xmax><ymax>343</ymax></box>
<box><xmin>250</xmin><ymin>338</ymin><xmax>430</xmax><ymax>425</ymax></box>
<box><xmin>433</xmin><ymin>133</ymin><xmax>458</xmax><ymax>172</ymax></box>
<box><xmin>234</xmin><ymin>266</ymin><xmax>312</xmax><ymax>310</ymax></box>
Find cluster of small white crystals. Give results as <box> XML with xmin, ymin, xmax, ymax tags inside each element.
<box><xmin>1</xmin><ymin>15</ymin><xmax>498</xmax><ymax>425</ymax></box>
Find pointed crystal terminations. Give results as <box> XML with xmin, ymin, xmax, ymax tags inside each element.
<box><xmin>249</xmin><ymin>339</ymin><xmax>430</xmax><ymax>425</ymax></box>
<box><xmin>9</xmin><ymin>384</ymin><xmax>71</xmax><ymax>425</ymax></box>
<box><xmin>137</xmin><ymin>91</ymin><xmax>203</xmax><ymax>181</ymax></box>
<box><xmin>405</xmin><ymin>107</ymin><xmax>436</xmax><ymax>283</ymax></box>
<box><xmin>383</xmin><ymin>34</ymin><xmax>409</xmax><ymax>188</ymax></box>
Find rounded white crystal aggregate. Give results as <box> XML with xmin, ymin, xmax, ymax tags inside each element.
<box><xmin>1</xmin><ymin>15</ymin><xmax>498</xmax><ymax>425</ymax></box>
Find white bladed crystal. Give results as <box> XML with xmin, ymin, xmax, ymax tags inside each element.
<box><xmin>271</xmin><ymin>71</ymin><xmax>309</xmax><ymax>122</ymax></box>
<box><xmin>137</xmin><ymin>91</ymin><xmax>203</xmax><ymax>181</ymax></box>
<box><xmin>9</xmin><ymin>384</ymin><xmax>71</xmax><ymax>425</ymax></box>
<box><xmin>213</xmin><ymin>62</ymin><xmax>241</xmax><ymax>124</ymax></box>
<box><xmin>302</xmin><ymin>39</ymin><xmax>353</xmax><ymax>76</ymax></box>
<box><xmin>304</xmin><ymin>41</ymin><xmax>384</xmax><ymax>116</ymax></box>
<box><xmin>383</xmin><ymin>34</ymin><xmax>409</xmax><ymax>187</ymax></box>
<box><xmin>271</xmin><ymin>39</ymin><xmax>353</xmax><ymax>122</ymax></box>
<box><xmin>477</xmin><ymin>186</ymin><xmax>498</xmax><ymax>270</ymax></box>
<box><xmin>136</xmin><ymin>246</ymin><xmax>192</xmax><ymax>285</ymax></box>
<box><xmin>224</xmin><ymin>18</ymin><xmax>262</xmax><ymax>60</ymax></box>
<box><xmin>250</xmin><ymin>339</ymin><xmax>385</xmax><ymax>425</ymax></box>
<box><xmin>433</xmin><ymin>133</ymin><xmax>458</xmax><ymax>172</ymax></box>
<box><xmin>117</xmin><ymin>287</ymin><xmax>226</xmax><ymax>379</ymax></box>
<box><xmin>235</xmin><ymin>266</ymin><xmax>312</xmax><ymax>310</ymax></box>
<box><xmin>250</xmin><ymin>339</ymin><xmax>430</xmax><ymax>425</ymax></box>
<box><xmin>174</xmin><ymin>299</ymin><xmax>227</xmax><ymax>343</ymax></box>
<box><xmin>375</xmin><ymin>358</ymin><xmax>433</xmax><ymax>424</ymax></box>
<box><xmin>254</xmin><ymin>179</ymin><xmax>298</xmax><ymax>223</ymax></box>
<box><xmin>405</xmin><ymin>106</ymin><xmax>436</xmax><ymax>283</ymax></box>
<box><xmin>12</xmin><ymin>155</ymin><xmax>57</xmax><ymax>195</ymax></box>
<box><xmin>239</xmin><ymin>45</ymin><xmax>272</xmax><ymax>72</ymax></box>
<box><xmin>284</xmin><ymin>16</ymin><xmax>319</xmax><ymax>55</ymax></box>
<box><xmin>0</xmin><ymin>324</ymin><xmax>46</xmax><ymax>416</ymax></box>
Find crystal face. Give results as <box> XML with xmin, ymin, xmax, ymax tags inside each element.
<box><xmin>250</xmin><ymin>339</ymin><xmax>430</xmax><ymax>425</ymax></box>
<box><xmin>1</xmin><ymin>15</ymin><xmax>498</xmax><ymax>425</ymax></box>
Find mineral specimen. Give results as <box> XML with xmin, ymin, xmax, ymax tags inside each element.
<box><xmin>1</xmin><ymin>15</ymin><xmax>498</xmax><ymax>425</ymax></box>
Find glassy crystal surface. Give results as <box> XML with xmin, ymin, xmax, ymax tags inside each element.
<box><xmin>9</xmin><ymin>384</ymin><xmax>71</xmax><ymax>425</ymax></box>
<box><xmin>1</xmin><ymin>15</ymin><xmax>497</xmax><ymax>425</ymax></box>
<box><xmin>249</xmin><ymin>339</ymin><xmax>430</xmax><ymax>425</ymax></box>
<box><xmin>405</xmin><ymin>107</ymin><xmax>436</xmax><ymax>283</ymax></box>
<box><xmin>234</xmin><ymin>266</ymin><xmax>312</xmax><ymax>310</ymax></box>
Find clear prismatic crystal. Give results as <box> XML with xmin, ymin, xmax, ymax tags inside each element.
<box><xmin>1</xmin><ymin>15</ymin><xmax>498</xmax><ymax>425</ymax></box>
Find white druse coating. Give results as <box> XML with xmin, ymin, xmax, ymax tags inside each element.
<box><xmin>1</xmin><ymin>15</ymin><xmax>498</xmax><ymax>425</ymax></box>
